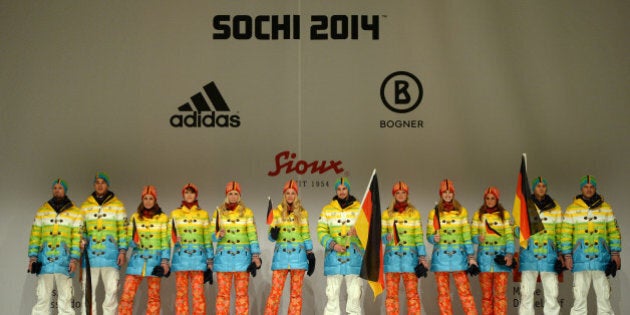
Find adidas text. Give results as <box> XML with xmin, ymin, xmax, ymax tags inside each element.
<box><xmin>170</xmin><ymin>111</ymin><xmax>241</xmax><ymax>128</ymax></box>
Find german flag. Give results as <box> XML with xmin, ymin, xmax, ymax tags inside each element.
<box><xmin>266</xmin><ymin>197</ymin><xmax>273</xmax><ymax>225</ymax></box>
<box><xmin>171</xmin><ymin>218</ymin><xmax>178</xmax><ymax>245</ymax></box>
<box><xmin>215</xmin><ymin>210</ymin><xmax>220</xmax><ymax>233</ymax></box>
<box><xmin>392</xmin><ymin>221</ymin><xmax>400</xmax><ymax>245</ymax></box>
<box><xmin>432</xmin><ymin>205</ymin><xmax>441</xmax><ymax>231</ymax></box>
<box><xmin>485</xmin><ymin>220</ymin><xmax>501</xmax><ymax>236</ymax></box>
<box><xmin>132</xmin><ymin>218</ymin><xmax>140</xmax><ymax>244</ymax></box>
<box><xmin>512</xmin><ymin>154</ymin><xmax>544</xmax><ymax>249</ymax></box>
<box><xmin>356</xmin><ymin>169</ymin><xmax>384</xmax><ymax>299</ymax></box>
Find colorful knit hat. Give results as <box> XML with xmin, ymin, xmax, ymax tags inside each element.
<box><xmin>392</xmin><ymin>181</ymin><xmax>409</xmax><ymax>196</ymax></box>
<box><xmin>94</xmin><ymin>172</ymin><xmax>110</xmax><ymax>185</ymax></box>
<box><xmin>439</xmin><ymin>179</ymin><xmax>455</xmax><ymax>195</ymax></box>
<box><xmin>225</xmin><ymin>181</ymin><xmax>241</xmax><ymax>195</ymax></box>
<box><xmin>142</xmin><ymin>185</ymin><xmax>157</xmax><ymax>200</ymax></box>
<box><xmin>182</xmin><ymin>183</ymin><xmax>198</xmax><ymax>199</ymax></box>
<box><xmin>283</xmin><ymin>179</ymin><xmax>299</xmax><ymax>195</ymax></box>
<box><xmin>484</xmin><ymin>186</ymin><xmax>500</xmax><ymax>200</ymax></box>
<box><xmin>580</xmin><ymin>175</ymin><xmax>597</xmax><ymax>189</ymax></box>
<box><xmin>531</xmin><ymin>176</ymin><xmax>548</xmax><ymax>191</ymax></box>
<box><xmin>52</xmin><ymin>178</ymin><xmax>68</xmax><ymax>192</ymax></box>
<box><xmin>334</xmin><ymin>177</ymin><xmax>350</xmax><ymax>192</ymax></box>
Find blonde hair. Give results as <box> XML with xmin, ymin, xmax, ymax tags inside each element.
<box><xmin>386</xmin><ymin>197</ymin><xmax>415</xmax><ymax>216</ymax></box>
<box><xmin>219</xmin><ymin>195</ymin><xmax>246</xmax><ymax>217</ymax></box>
<box><xmin>280</xmin><ymin>194</ymin><xmax>304</xmax><ymax>222</ymax></box>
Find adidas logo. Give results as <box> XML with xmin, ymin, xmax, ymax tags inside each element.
<box><xmin>169</xmin><ymin>81</ymin><xmax>241</xmax><ymax>128</ymax></box>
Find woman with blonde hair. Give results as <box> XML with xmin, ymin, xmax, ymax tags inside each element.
<box><xmin>381</xmin><ymin>181</ymin><xmax>428</xmax><ymax>315</ymax></box>
<box><xmin>264</xmin><ymin>179</ymin><xmax>315</xmax><ymax>315</ymax></box>
<box><xmin>212</xmin><ymin>181</ymin><xmax>261</xmax><ymax>315</ymax></box>
<box><xmin>427</xmin><ymin>179</ymin><xmax>478</xmax><ymax>315</ymax></box>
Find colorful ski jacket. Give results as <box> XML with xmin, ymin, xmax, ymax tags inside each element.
<box><xmin>169</xmin><ymin>205</ymin><xmax>213</xmax><ymax>272</ymax></box>
<box><xmin>81</xmin><ymin>192</ymin><xmax>128</xmax><ymax>268</ymax></box>
<box><xmin>268</xmin><ymin>205</ymin><xmax>313</xmax><ymax>270</ymax></box>
<box><xmin>472</xmin><ymin>209</ymin><xmax>515</xmax><ymax>273</ymax></box>
<box><xmin>381</xmin><ymin>206</ymin><xmax>427</xmax><ymax>273</ymax></box>
<box><xmin>518</xmin><ymin>196</ymin><xmax>562</xmax><ymax>272</ymax></box>
<box><xmin>211</xmin><ymin>205</ymin><xmax>260</xmax><ymax>272</ymax></box>
<box><xmin>426</xmin><ymin>207</ymin><xmax>474</xmax><ymax>272</ymax></box>
<box><xmin>560</xmin><ymin>195</ymin><xmax>621</xmax><ymax>272</ymax></box>
<box><xmin>126</xmin><ymin>212</ymin><xmax>170</xmax><ymax>276</ymax></box>
<box><xmin>28</xmin><ymin>199</ymin><xmax>83</xmax><ymax>276</ymax></box>
<box><xmin>317</xmin><ymin>199</ymin><xmax>364</xmax><ymax>276</ymax></box>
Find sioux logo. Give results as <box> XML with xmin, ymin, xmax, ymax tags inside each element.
<box><xmin>268</xmin><ymin>151</ymin><xmax>344</xmax><ymax>176</ymax></box>
<box><xmin>170</xmin><ymin>81</ymin><xmax>241</xmax><ymax>128</ymax></box>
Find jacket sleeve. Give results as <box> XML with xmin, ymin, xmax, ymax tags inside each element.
<box><xmin>117</xmin><ymin>204</ymin><xmax>128</xmax><ymax>251</ymax></box>
<box><xmin>607</xmin><ymin>208</ymin><xmax>621</xmax><ymax>253</ymax></box>
<box><xmin>159</xmin><ymin>214</ymin><xmax>171</xmax><ymax>261</ymax></box>
<box><xmin>560</xmin><ymin>208</ymin><xmax>575</xmax><ymax>255</ymax></box>
<box><xmin>301</xmin><ymin>210</ymin><xmax>313</xmax><ymax>251</ymax></box>
<box><xmin>203</xmin><ymin>211</ymin><xmax>213</xmax><ymax>260</ymax></box>
<box><xmin>553</xmin><ymin>207</ymin><xmax>563</xmax><ymax>252</ymax></box>
<box><xmin>461</xmin><ymin>209</ymin><xmax>474</xmax><ymax>256</ymax></box>
<box><xmin>503</xmin><ymin>211</ymin><xmax>515</xmax><ymax>254</ymax></box>
<box><xmin>317</xmin><ymin>207</ymin><xmax>333</xmax><ymax>248</ymax></box>
<box><xmin>381</xmin><ymin>211</ymin><xmax>390</xmax><ymax>244</ymax></box>
<box><xmin>70</xmin><ymin>210</ymin><xmax>83</xmax><ymax>260</ymax></box>
<box><xmin>471</xmin><ymin>211</ymin><xmax>481</xmax><ymax>244</ymax></box>
<box><xmin>426</xmin><ymin>210</ymin><xmax>437</xmax><ymax>245</ymax></box>
<box><xmin>28</xmin><ymin>211</ymin><xmax>43</xmax><ymax>258</ymax></box>
<box><xmin>246</xmin><ymin>209</ymin><xmax>260</xmax><ymax>254</ymax></box>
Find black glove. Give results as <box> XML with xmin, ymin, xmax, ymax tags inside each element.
<box><xmin>494</xmin><ymin>255</ymin><xmax>517</xmax><ymax>269</ymax></box>
<box><xmin>204</xmin><ymin>268</ymin><xmax>213</xmax><ymax>284</ymax></box>
<box><xmin>29</xmin><ymin>261</ymin><xmax>42</xmax><ymax>274</ymax></box>
<box><xmin>151</xmin><ymin>266</ymin><xmax>170</xmax><ymax>278</ymax></box>
<box><xmin>554</xmin><ymin>259</ymin><xmax>566</xmax><ymax>274</ymax></box>
<box><xmin>466</xmin><ymin>264</ymin><xmax>480</xmax><ymax>276</ymax></box>
<box><xmin>605</xmin><ymin>260</ymin><xmax>618</xmax><ymax>278</ymax></box>
<box><xmin>270</xmin><ymin>227</ymin><xmax>281</xmax><ymax>241</ymax></box>
<box><xmin>414</xmin><ymin>263</ymin><xmax>428</xmax><ymax>278</ymax></box>
<box><xmin>248</xmin><ymin>258</ymin><xmax>262</xmax><ymax>277</ymax></box>
<box><xmin>307</xmin><ymin>252</ymin><xmax>316</xmax><ymax>277</ymax></box>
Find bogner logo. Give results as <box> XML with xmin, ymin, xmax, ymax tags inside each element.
<box><xmin>170</xmin><ymin>81</ymin><xmax>241</xmax><ymax>128</ymax></box>
<box><xmin>268</xmin><ymin>151</ymin><xmax>344</xmax><ymax>176</ymax></box>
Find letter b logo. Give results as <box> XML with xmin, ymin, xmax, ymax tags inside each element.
<box><xmin>381</xmin><ymin>71</ymin><xmax>423</xmax><ymax>113</ymax></box>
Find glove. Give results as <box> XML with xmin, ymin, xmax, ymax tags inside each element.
<box><xmin>204</xmin><ymin>268</ymin><xmax>213</xmax><ymax>284</ymax></box>
<box><xmin>29</xmin><ymin>261</ymin><xmax>43</xmax><ymax>274</ymax></box>
<box><xmin>247</xmin><ymin>257</ymin><xmax>262</xmax><ymax>277</ymax></box>
<box><xmin>414</xmin><ymin>263</ymin><xmax>428</xmax><ymax>278</ymax></box>
<box><xmin>307</xmin><ymin>252</ymin><xmax>316</xmax><ymax>277</ymax></box>
<box><xmin>466</xmin><ymin>264</ymin><xmax>480</xmax><ymax>276</ymax></box>
<box><xmin>151</xmin><ymin>266</ymin><xmax>170</xmax><ymax>278</ymax></box>
<box><xmin>554</xmin><ymin>259</ymin><xmax>566</xmax><ymax>274</ymax></box>
<box><xmin>270</xmin><ymin>226</ymin><xmax>281</xmax><ymax>241</ymax></box>
<box><xmin>494</xmin><ymin>255</ymin><xmax>517</xmax><ymax>269</ymax></box>
<box><xmin>605</xmin><ymin>260</ymin><xmax>617</xmax><ymax>278</ymax></box>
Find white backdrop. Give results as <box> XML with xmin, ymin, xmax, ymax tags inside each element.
<box><xmin>1</xmin><ymin>1</ymin><xmax>629</xmax><ymax>314</ymax></box>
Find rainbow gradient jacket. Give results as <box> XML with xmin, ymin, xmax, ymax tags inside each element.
<box><xmin>211</xmin><ymin>205</ymin><xmax>260</xmax><ymax>272</ymax></box>
<box><xmin>81</xmin><ymin>193</ymin><xmax>128</xmax><ymax>268</ymax></box>
<box><xmin>267</xmin><ymin>205</ymin><xmax>313</xmax><ymax>270</ymax></box>
<box><xmin>426</xmin><ymin>207</ymin><xmax>474</xmax><ymax>272</ymax></box>
<box><xmin>560</xmin><ymin>195</ymin><xmax>621</xmax><ymax>272</ymax></box>
<box><xmin>28</xmin><ymin>199</ymin><xmax>83</xmax><ymax>276</ymax></box>
<box><xmin>518</xmin><ymin>197</ymin><xmax>562</xmax><ymax>272</ymax></box>
<box><xmin>472</xmin><ymin>209</ymin><xmax>515</xmax><ymax>273</ymax></box>
<box><xmin>126</xmin><ymin>212</ymin><xmax>170</xmax><ymax>276</ymax></box>
<box><xmin>317</xmin><ymin>199</ymin><xmax>364</xmax><ymax>276</ymax></box>
<box><xmin>169</xmin><ymin>205</ymin><xmax>213</xmax><ymax>272</ymax></box>
<box><xmin>381</xmin><ymin>206</ymin><xmax>427</xmax><ymax>273</ymax></box>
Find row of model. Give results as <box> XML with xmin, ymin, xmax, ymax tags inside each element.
<box><xmin>27</xmin><ymin>172</ymin><xmax>621</xmax><ymax>315</ymax></box>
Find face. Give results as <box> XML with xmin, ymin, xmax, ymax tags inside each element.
<box><xmin>441</xmin><ymin>190</ymin><xmax>454</xmax><ymax>203</ymax></box>
<box><xmin>94</xmin><ymin>178</ymin><xmax>108</xmax><ymax>196</ymax></box>
<box><xmin>485</xmin><ymin>194</ymin><xmax>498</xmax><ymax>208</ymax></box>
<box><xmin>581</xmin><ymin>183</ymin><xmax>596</xmax><ymax>199</ymax></box>
<box><xmin>284</xmin><ymin>189</ymin><xmax>297</xmax><ymax>204</ymax></box>
<box><xmin>142</xmin><ymin>195</ymin><xmax>156</xmax><ymax>209</ymax></box>
<box><xmin>394</xmin><ymin>190</ymin><xmax>407</xmax><ymax>203</ymax></box>
<box><xmin>183</xmin><ymin>189</ymin><xmax>197</xmax><ymax>203</ymax></box>
<box><xmin>534</xmin><ymin>182</ymin><xmax>547</xmax><ymax>198</ymax></box>
<box><xmin>227</xmin><ymin>190</ymin><xmax>240</xmax><ymax>204</ymax></box>
<box><xmin>52</xmin><ymin>183</ymin><xmax>65</xmax><ymax>199</ymax></box>
<box><xmin>336</xmin><ymin>185</ymin><xmax>348</xmax><ymax>199</ymax></box>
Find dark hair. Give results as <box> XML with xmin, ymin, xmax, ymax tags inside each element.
<box><xmin>478</xmin><ymin>203</ymin><xmax>506</xmax><ymax>221</ymax></box>
<box><xmin>136</xmin><ymin>202</ymin><xmax>162</xmax><ymax>219</ymax></box>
